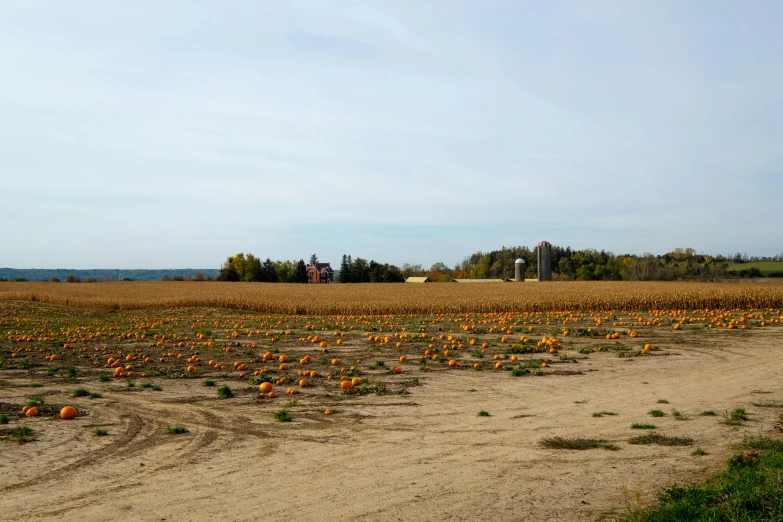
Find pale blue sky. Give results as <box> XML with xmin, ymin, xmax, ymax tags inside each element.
<box><xmin>1</xmin><ymin>1</ymin><xmax>782</xmax><ymax>269</ymax></box>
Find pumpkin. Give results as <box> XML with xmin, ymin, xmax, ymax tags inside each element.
<box><xmin>340</xmin><ymin>381</ymin><xmax>353</xmax><ymax>390</ymax></box>
<box><xmin>259</xmin><ymin>382</ymin><xmax>273</xmax><ymax>393</ymax></box>
<box><xmin>60</xmin><ymin>406</ymin><xmax>77</xmax><ymax>420</ymax></box>
<box><xmin>393</xmin><ymin>366</ymin><xmax>402</xmax><ymax>374</ymax></box>
<box><xmin>448</xmin><ymin>359</ymin><xmax>457</xmax><ymax>367</ymax></box>
<box><xmin>299</xmin><ymin>379</ymin><xmax>308</xmax><ymax>387</ymax></box>
<box><xmin>325</xmin><ymin>409</ymin><xmax>334</xmax><ymax>415</ymax></box>
<box><xmin>26</xmin><ymin>407</ymin><xmax>39</xmax><ymax>417</ymax></box>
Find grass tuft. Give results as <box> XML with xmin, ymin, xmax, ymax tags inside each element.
<box><xmin>6</xmin><ymin>425</ymin><xmax>34</xmax><ymax>443</ymax></box>
<box><xmin>93</xmin><ymin>428</ymin><xmax>108</xmax><ymax>437</ymax></box>
<box><xmin>0</xmin><ymin>413</ymin><xmax>8</xmax><ymax>424</ymax></box>
<box><xmin>202</xmin><ymin>379</ymin><xmax>216</xmax><ymax>387</ymax></box>
<box><xmin>167</xmin><ymin>426</ymin><xmax>188</xmax><ymax>435</ymax></box>
<box><xmin>722</xmin><ymin>408</ymin><xmax>748</xmax><ymax>426</ymax></box>
<box><xmin>593</xmin><ymin>411</ymin><xmax>619</xmax><ymax>417</ymax></box>
<box><xmin>98</xmin><ymin>375</ymin><xmax>111</xmax><ymax>382</ymax></box>
<box><xmin>217</xmin><ymin>384</ymin><xmax>234</xmax><ymax>399</ymax></box>
<box><xmin>477</xmin><ymin>410</ymin><xmax>490</xmax><ymax>417</ymax></box>
<box><xmin>540</xmin><ymin>436</ymin><xmax>618</xmax><ymax>451</ymax></box>
<box><xmin>700</xmin><ymin>410</ymin><xmax>716</xmax><ymax>416</ymax></box>
<box><xmin>274</xmin><ymin>409</ymin><xmax>293</xmax><ymax>422</ymax></box>
<box><xmin>648</xmin><ymin>409</ymin><xmax>665</xmax><ymax>417</ymax></box>
<box><xmin>752</xmin><ymin>400</ymin><xmax>783</xmax><ymax>408</ymax></box>
<box><xmin>72</xmin><ymin>388</ymin><xmax>90</xmax><ymax>397</ymax></box>
<box><xmin>631</xmin><ymin>423</ymin><xmax>657</xmax><ymax>429</ymax></box>
<box><xmin>628</xmin><ymin>433</ymin><xmax>693</xmax><ymax>446</ymax></box>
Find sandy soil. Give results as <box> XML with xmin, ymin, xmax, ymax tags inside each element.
<box><xmin>1</xmin><ymin>328</ymin><xmax>782</xmax><ymax>521</ymax></box>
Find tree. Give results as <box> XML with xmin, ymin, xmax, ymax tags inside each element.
<box><xmin>218</xmin><ymin>257</ymin><xmax>240</xmax><ymax>282</ymax></box>
<box><xmin>339</xmin><ymin>255</ymin><xmax>352</xmax><ymax>283</ymax></box>
<box><xmin>243</xmin><ymin>254</ymin><xmax>262</xmax><ymax>282</ymax></box>
<box><xmin>274</xmin><ymin>260</ymin><xmax>296</xmax><ymax>283</ymax></box>
<box><xmin>259</xmin><ymin>258</ymin><xmax>278</xmax><ymax>282</ymax></box>
<box><xmin>352</xmin><ymin>258</ymin><xmax>370</xmax><ymax>283</ymax></box>
<box><xmin>294</xmin><ymin>260</ymin><xmax>309</xmax><ymax>283</ymax></box>
<box><xmin>309</xmin><ymin>254</ymin><xmax>318</xmax><ymax>266</ymax></box>
<box><xmin>65</xmin><ymin>274</ymin><xmax>81</xmax><ymax>283</ymax></box>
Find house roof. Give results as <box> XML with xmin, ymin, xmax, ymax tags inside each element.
<box><xmin>405</xmin><ymin>276</ymin><xmax>431</xmax><ymax>283</ymax></box>
<box><xmin>307</xmin><ymin>262</ymin><xmax>332</xmax><ymax>272</ymax></box>
<box><xmin>451</xmin><ymin>279</ymin><xmax>507</xmax><ymax>283</ymax></box>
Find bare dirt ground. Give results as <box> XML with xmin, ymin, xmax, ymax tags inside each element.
<box><xmin>1</xmin><ymin>308</ymin><xmax>782</xmax><ymax>521</ymax></box>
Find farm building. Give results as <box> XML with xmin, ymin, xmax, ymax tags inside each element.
<box><xmin>451</xmin><ymin>279</ymin><xmax>507</xmax><ymax>283</ymax></box>
<box><xmin>306</xmin><ymin>262</ymin><xmax>334</xmax><ymax>284</ymax></box>
<box><xmin>405</xmin><ymin>277</ymin><xmax>432</xmax><ymax>283</ymax></box>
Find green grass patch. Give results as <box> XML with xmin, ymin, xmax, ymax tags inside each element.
<box><xmin>620</xmin><ymin>436</ymin><xmax>783</xmax><ymax>521</ymax></box>
<box><xmin>26</xmin><ymin>397</ymin><xmax>43</xmax><ymax>407</ymax></box>
<box><xmin>217</xmin><ymin>384</ymin><xmax>234</xmax><ymax>399</ymax></box>
<box><xmin>477</xmin><ymin>410</ymin><xmax>490</xmax><ymax>417</ymax></box>
<box><xmin>0</xmin><ymin>380</ymin><xmax>10</xmax><ymax>386</ymax></box>
<box><xmin>628</xmin><ymin>433</ymin><xmax>694</xmax><ymax>446</ymax></box>
<box><xmin>722</xmin><ymin>408</ymin><xmax>748</xmax><ymax>425</ymax></box>
<box><xmin>72</xmin><ymin>388</ymin><xmax>90</xmax><ymax>397</ymax></box>
<box><xmin>4</xmin><ymin>425</ymin><xmax>34</xmax><ymax>443</ymax></box>
<box><xmin>93</xmin><ymin>428</ymin><xmax>108</xmax><ymax>437</ymax></box>
<box><xmin>98</xmin><ymin>375</ymin><xmax>111</xmax><ymax>382</ymax></box>
<box><xmin>699</xmin><ymin>410</ymin><xmax>716</xmax><ymax>416</ymax></box>
<box><xmin>202</xmin><ymin>379</ymin><xmax>216</xmax><ymax>387</ymax></box>
<box><xmin>692</xmin><ymin>448</ymin><xmax>708</xmax><ymax>456</ymax></box>
<box><xmin>540</xmin><ymin>436</ymin><xmax>618</xmax><ymax>451</ymax></box>
<box><xmin>341</xmin><ymin>382</ymin><xmax>386</xmax><ymax>396</ymax></box>
<box><xmin>657</xmin><ymin>399</ymin><xmax>669</xmax><ymax>404</ymax></box>
<box><xmin>631</xmin><ymin>423</ymin><xmax>657</xmax><ymax>429</ymax></box>
<box><xmin>648</xmin><ymin>409</ymin><xmax>665</xmax><ymax>417</ymax></box>
<box><xmin>0</xmin><ymin>413</ymin><xmax>8</xmax><ymax>424</ymax></box>
<box><xmin>725</xmin><ymin>260</ymin><xmax>783</xmax><ymax>275</ymax></box>
<box><xmin>28</xmin><ymin>382</ymin><xmax>43</xmax><ymax>388</ymax></box>
<box><xmin>89</xmin><ymin>392</ymin><xmax>102</xmax><ymax>399</ymax></box>
<box><xmin>593</xmin><ymin>411</ymin><xmax>619</xmax><ymax>417</ymax></box>
<box><xmin>274</xmin><ymin>409</ymin><xmax>293</xmax><ymax>422</ymax></box>
<box><xmin>167</xmin><ymin>426</ymin><xmax>189</xmax><ymax>435</ymax></box>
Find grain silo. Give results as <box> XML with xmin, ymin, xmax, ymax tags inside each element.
<box><xmin>514</xmin><ymin>258</ymin><xmax>526</xmax><ymax>282</ymax></box>
<box><xmin>537</xmin><ymin>241</ymin><xmax>552</xmax><ymax>281</ymax></box>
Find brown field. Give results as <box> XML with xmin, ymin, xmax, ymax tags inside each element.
<box><xmin>2</xmin><ymin>280</ymin><xmax>783</xmax><ymax>314</ymax></box>
<box><xmin>1</xmin><ymin>288</ymin><xmax>783</xmax><ymax>521</ymax></box>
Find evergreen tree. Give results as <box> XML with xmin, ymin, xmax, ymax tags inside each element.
<box><xmin>259</xmin><ymin>258</ymin><xmax>278</xmax><ymax>282</ymax></box>
<box><xmin>309</xmin><ymin>254</ymin><xmax>318</xmax><ymax>266</ymax></box>
<box><xmin>294</xmin><ymin>260</ymin><xmax>309</xmax><ymax>283</ymax></box>
<box><xmin>339</xmin><ymin>254</ymin><xmax>351</xmax><ymax>283</ymax></box>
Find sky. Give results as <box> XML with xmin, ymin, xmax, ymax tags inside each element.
<box><xmin>1</xmin><ymin>0</ymin><xmax>782</xmax><ymax>269</ymax></box>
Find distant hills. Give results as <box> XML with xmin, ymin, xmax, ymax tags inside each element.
<box><xmin>0</xmin><ymin>268</ymin><xmax>220</xmax><ymax>282</ymax></box>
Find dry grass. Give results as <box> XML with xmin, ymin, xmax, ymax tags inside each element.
<box><xmin>2</xmin><ymin>281</ymin><xmax>783</xmax><ymax>314</ymax></box>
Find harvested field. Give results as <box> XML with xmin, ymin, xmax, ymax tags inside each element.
<box><xmin>1</xmin><ymin>298</ymin><xmax>782</xmax><ymax>521</ymax></box>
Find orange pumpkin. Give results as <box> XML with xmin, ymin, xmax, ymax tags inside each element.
<box><xmin>60</xmin><ymin>406</ymin><xmax>77</xmax><ymax>420</ymax></box>
<box><xmin>26</xmin><ymin>406</ymin><xmax>39</xmax><ymax>417</ymax></box>
<box><xmin>259</xmin><ymin>382</ymin><xmax>273</xmax><ymax>393</ymax></box>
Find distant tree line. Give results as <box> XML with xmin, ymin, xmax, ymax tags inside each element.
<box><xmin>338</xmin><ymin>255</ymin><xmax>405</xmax><ymax>283</ymax></box>
<box><xmin>400</xmin><ymin>247</ymin><xmax>783</xmax><ymax>282</ymax></box>
<box><xmin>217</xmin><ymin>253</ymin><xmax>309</xmax><ymax>283</ymax></box>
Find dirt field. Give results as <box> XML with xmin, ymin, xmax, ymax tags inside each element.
<box><xmin>1</xmin><ymin>302</ymin><xmax>782</xmax><ymax>521</ymax></box>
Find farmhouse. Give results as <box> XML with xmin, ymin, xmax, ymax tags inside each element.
<box><xmin>306</xmin><ymin>262</ymin><xmax>334</xmax><ymax>284</ymax></box>
<box><xmin>405</xmin><ymin>276</ymin><xmax>431</xmax><ymax>283</ymax></box>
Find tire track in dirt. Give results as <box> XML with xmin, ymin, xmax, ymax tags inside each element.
<box><xmin>0</xmin><ymin>411</ymin><xmax>148</xmax><ymax>493</ymax></box>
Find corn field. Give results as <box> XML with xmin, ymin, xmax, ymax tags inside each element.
<box><xmin>2</xmin><ymin>281</ymin><xmax>783</xmax><ymax>314</ymax></box>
